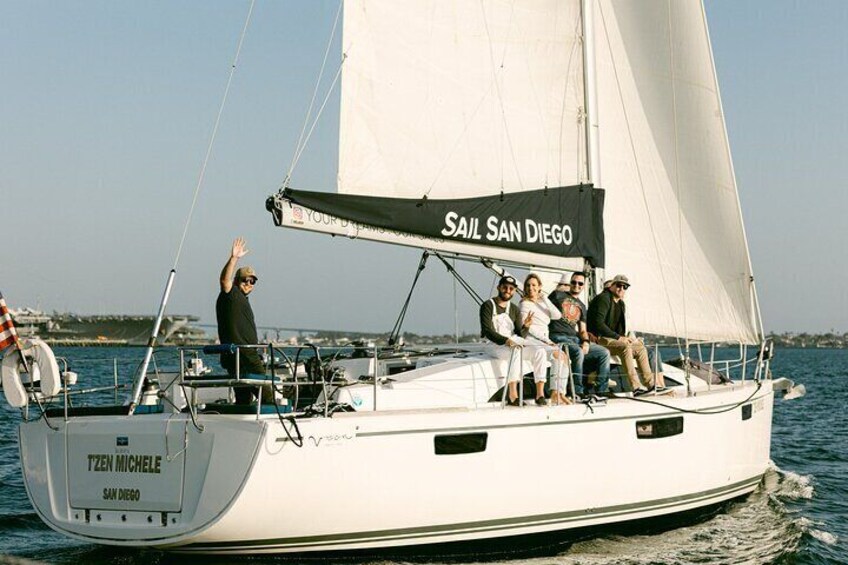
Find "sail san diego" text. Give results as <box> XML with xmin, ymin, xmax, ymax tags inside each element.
<box><xmin>440</xmin><ymin>212</ymin><xmax>573</xmax><ymax>246</ymax></box>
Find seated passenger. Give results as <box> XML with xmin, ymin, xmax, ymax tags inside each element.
<box><xmin>479</xmin><ymin>275</ymin><xmax>540</xmax><ymax>406</ymax></box>
<box><xmin>587</xmin><ymin>275</ymin><xmax>665</xmax><ymax>394</ymax></box>
<box><xmin>519</xmin><ymin>273</ymin><xmax>569</xmax><ymax>406</ymax></box>
<box><xmin>548</xmin><ymin>272</ymin><xmax>611</xmax><ymax>397</ymax></box>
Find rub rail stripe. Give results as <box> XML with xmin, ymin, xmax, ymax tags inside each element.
<box><xmin>176</xmin><ymin>474</ymin><xmax>762</xmax><ymax>552</ymax></box>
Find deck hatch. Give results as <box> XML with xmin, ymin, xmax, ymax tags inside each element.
<box><xmin>635</xmin><ymin>416</ymin><xmax>684</xmax><ymax>439</ymax></box>
<box><xmin>434</xmin><ymin>432</ymin><xmax>488</xmax><ymax>455</ymax></box>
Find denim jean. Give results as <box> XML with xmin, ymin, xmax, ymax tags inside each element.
<box><xmin>550</xmin><ymin>334</ymin><xmax>611</xmax><ymax>394</ymax></box>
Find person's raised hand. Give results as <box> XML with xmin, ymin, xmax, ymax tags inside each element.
<box><xmin>231</xmin><ymin>237</ymin><xmax>249</xmax><ymax>259</ymax></box>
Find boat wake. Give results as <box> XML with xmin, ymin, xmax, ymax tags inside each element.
<box><xmin>511</xmin><ymin>463</ymin><xmax>833</xmax><ymax>565</ymax></box>
<box><xmin>416</xmin><ymin>463</ymin><xmax>832</xmax><ymax>565</ymax></box>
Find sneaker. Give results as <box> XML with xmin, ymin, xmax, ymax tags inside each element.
<box><xmin>633</xmin><ymin>387</ymin><xmax>650</xmax><ymax>397</ymax></box>
<box><xmin>535</xmin><ymin>396</ymin><xmax>548</xmax><ymax>406</ymax></box>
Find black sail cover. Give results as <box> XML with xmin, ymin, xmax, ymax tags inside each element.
<box><xmin>271</xmin><ymin>185</ymin><xmax>605</xmax><ymax>267</ymax></box>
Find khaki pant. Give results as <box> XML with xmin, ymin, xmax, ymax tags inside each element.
<box><xmin>596</xmin><ymin>337</ymin><xmax>663</xmax><ymax>390</ymax></box>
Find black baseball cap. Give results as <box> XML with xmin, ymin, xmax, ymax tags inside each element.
<box><xmin>498</xmin><ymin>275</ymin><xmax>518</xmax><ymax>288</ymax></box>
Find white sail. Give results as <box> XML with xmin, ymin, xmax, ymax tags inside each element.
<box><xmin>591</xmin><ymin>0</ymin><xmax>760</xmax><ymax>344</ymax></box>
<box><xmin>284</xmin><ymin>0</ymin><xmax>761</xmax><ymax>344</ymax></box>
<box><xmin>338</xmin><ymin>0</ymin><xmax>586</xmax><ymax>198</ymax></box>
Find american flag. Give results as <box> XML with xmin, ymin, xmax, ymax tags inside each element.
<box><xmin>0</xmin><ymin>291</ymin><xmax>21</xmax><ymax>353</ymax></box>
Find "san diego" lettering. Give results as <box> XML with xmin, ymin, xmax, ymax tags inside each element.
<box><xmin>102</xmin><ymin>487</ymin><xmax>141</xmax><ymax>501</ymax></box>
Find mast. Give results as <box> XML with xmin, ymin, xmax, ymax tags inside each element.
<box><xmin>582</xmin><ymin>0</ymin><xmax>601</xmax><ymax>188</ymax></box>
<box><xmin>582</xmin><ymin>0</ymin><xmax>602</xmax><ymax>295</ymax></box>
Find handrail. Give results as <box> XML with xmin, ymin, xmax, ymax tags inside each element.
<box><xmin>33</xmin><ymin>339</ymin><xmax>772</xmax><ymax>425</ymax></box>
<box><xmin>178</xmin><ymin>341</ymin><xmax>540</xmax><ymax>414</ymax></box>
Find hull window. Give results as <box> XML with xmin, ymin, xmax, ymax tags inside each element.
<box><xmin>434</xmin><ymin>432</ymin><xmax>488</xmax><ymax>455</ymax></box>
<box><xmin>741</xmin><ymin>404</ymin><xmax>753</xmax><ymax>420</ymax></box>
<box><xmin>635</xmin><ymin>417</ymin><xmax>684</xmax><ymax>439</ymax></box>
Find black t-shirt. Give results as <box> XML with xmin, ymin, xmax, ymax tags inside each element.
<box><xmin>548</xmin><ymin>290</ymin><xmax>585</xmax><ymax>337</ymax></box>
<box><xmin>216</xmin><ymin>288</ymin><xmax>263</xmax><ymax>373</ymax></box>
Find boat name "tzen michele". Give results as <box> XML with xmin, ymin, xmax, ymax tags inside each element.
<box><xmin>88</xmin><ymin>453</ymin><xmax>162</xmax><ymax>474</ymax></box>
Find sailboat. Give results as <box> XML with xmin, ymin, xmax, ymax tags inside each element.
<box><xmin>4</xmin><ymin>0</ymin><xmax>786</xmax><ymax>556</ymax></box>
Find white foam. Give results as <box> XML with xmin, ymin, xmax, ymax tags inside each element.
<box><xmin>778</xmin><ymin>470</ymin><xmax>815</xmax><ymax>500</ymax></box>
<box><xmin>809</xmin><ymin>529</ymin><xmax>838</xmax><ymax>546</ymax></box>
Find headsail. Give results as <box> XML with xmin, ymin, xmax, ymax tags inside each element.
<box><xmin>592</xmin><ymin>0</ymin><xmax>761</xmax><ymax>343</ymax></box>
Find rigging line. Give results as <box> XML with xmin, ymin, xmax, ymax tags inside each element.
<box><xmin>479</xmin><ymin>0</ymin><xmax>524</xmax><ymax>191</ymax></box>
<box><xmin>173</xmin><ymin>0</ymin><xmax>256</xmax><ymax>269</ymax></box>
<box><xmin>622</xmin><ymin>381</ymin><xmax>762</xmax><ymax>415</ymax></box>
<box><xmin>388</xmin><ymin>252</ymin><xmax>430</xmax><ymax>345</ymax></box>
<box><xmin>453</xmin><ymin>257</ymin><xmax>459</xmax><ymax>344</ymax></box>
<box><xmin>597</xmin><ymin>2</ymin><xmax>682</xmax><ymax>342</ymax></box>
<box><xmin>283</xmin><ymin>0</ymin><xmax>343</xmax><ymax>188</ymax></box>
<box><xmin>516</xmin><ymin>4</ymin><xmax>556</xmax><ymax>188</ymax></box>
<box><xmin>285</xmin><ymin>55</ymin><xmax>346</xmax><ymax>184</ymax></box>
<box><xmin>560</xmin><ymin>12</ymin><xmax>584</xmax><ymax>186</ymax></box>
<box><xmin>667</xmin><ymin>1</ymin><xmax>687</xmax><ymax>361</ymax></box>
<box><xmin>423</xmin><ymin>81</ymin><xmax>495</xmax><ymax>198</ymax></box>
<box><xmin>434</xmin><ymin>252</ymin><xmax>484</xmax><ymax>305</ymax></box>
<box><xmin>496</xmin><ymin>0</ymin><xmax>517</xmax><ymax>66</ymax></box>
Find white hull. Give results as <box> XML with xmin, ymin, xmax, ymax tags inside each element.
<box><xmin>18</xmin><ymin>357</ymin><xmax>773</xmax><ymax>555</ymax></box>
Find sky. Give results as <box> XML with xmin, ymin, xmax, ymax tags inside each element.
<box><xmin>1</xmin><ymin>1</ymin><xmax>846</xmax><ymax>336</ymax></box>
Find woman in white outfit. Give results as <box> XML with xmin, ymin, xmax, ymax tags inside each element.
<box><xmin>519</xmin><ymin>273</ymin><xmax>570</xmax><ymax>405</ymax></box>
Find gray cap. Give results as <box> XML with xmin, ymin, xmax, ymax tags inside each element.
<box><xmin>610</xmin><ymin>274</ymin><xmax>630</xmax><ymax>288</ymax></box>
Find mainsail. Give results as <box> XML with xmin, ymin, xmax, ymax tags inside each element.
<box><xmin>269</xmin><ymin>0</ymin><xmax>762</xmax><ymax>344</ymax></box>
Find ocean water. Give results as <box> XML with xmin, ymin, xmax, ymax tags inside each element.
<box><xmin>0</xmin><ymin>347</ymin><xmax>844</xmax><ymax>564</ymax></box>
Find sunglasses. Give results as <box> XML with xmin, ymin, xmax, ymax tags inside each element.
<box><xmin>570</xmin><ymin>280</ymin><xmax>585</xmax><ymax>286</ymax></box>
<box><xmin>242</xmin><ymin>278</ymin><xmax>257</xmax><ymax>285</ymax></box>
<box><xmin>616</xmin><ymin>283</ymin><xmax>630</xmax><ymax>290</ymax></box>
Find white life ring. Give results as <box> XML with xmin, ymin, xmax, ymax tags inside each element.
<box><xmin>1</xmin><ymin>339</ymin><xmax>61</xmax><ymax>408</ymax></box>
